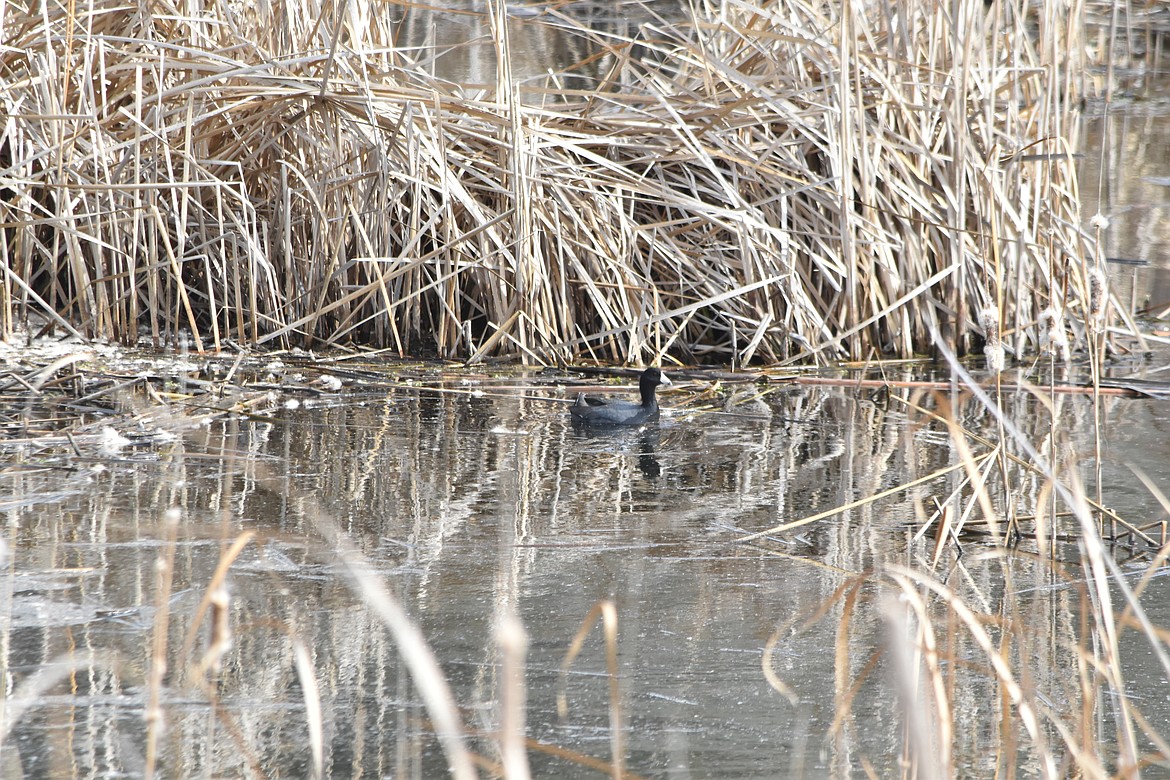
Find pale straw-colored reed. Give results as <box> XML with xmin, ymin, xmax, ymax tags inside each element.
<box><xmin>0</xmin><ymin>0</ymin><xmax>1120</xmax><ymax>364</ymax></box>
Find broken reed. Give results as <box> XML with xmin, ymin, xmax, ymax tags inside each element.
<box><xmin>0</xmin><ymin>0</ymin><xmax>1106</xmax><ymax>364</ymax></box>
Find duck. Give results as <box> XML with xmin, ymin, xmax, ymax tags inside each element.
<box><xmin>569</xmin><ymin>367</ymin><xmax>672</xmax><ymax>426</ymax></box>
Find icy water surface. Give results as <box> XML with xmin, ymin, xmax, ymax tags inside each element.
<box><xmin>4</xmin><ymin>360</ymin><xmax>1170</xmax><ymax>778</ymax></box>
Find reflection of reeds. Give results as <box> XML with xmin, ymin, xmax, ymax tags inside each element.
<box><xmin>762</xmin><ymin>346</ymin><xmax>1170</xmax><ymax>776</ymax></box>
<box><xmin>2</xmin><ymin>361</ymin><xmax>1169</xmax><ymax>775</ymax></box>
<box><xmin>0</xmin><ymin>0</ymin><xmax>1113</xmax><ymax>363</ymax></box>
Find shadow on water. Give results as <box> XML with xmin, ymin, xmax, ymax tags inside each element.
<box><xmin>5</xmin><ymin>362</ymin><xmax>1170</xmax><ymax>777</ymax></box>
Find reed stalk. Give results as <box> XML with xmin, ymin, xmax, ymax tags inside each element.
<box><xmin>0</xmin><ymin>0</ymin><xmax>1118</xmax><ymax>364</ymax></box>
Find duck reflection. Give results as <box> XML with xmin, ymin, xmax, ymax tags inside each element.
<box><xmin>569</xmin><ymin>420</ymin><xmax>662</xmax><ymax>480</ymax></box>
<box><xmin>637</xmin><ymin>428</ymin><xmax>661</xmax><ymax>479</ymax></box>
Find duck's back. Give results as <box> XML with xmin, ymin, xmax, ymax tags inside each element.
<box><xmin>569</xmin><ymin>394</ymin><xmax>658</xmax><ymax>426</ymax></box>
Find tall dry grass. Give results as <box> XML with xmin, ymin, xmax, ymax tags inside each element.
<box><xmin>0</xmin><ymin>0</ymin><xmax>1121</xmax><ymax>364</ymax></box>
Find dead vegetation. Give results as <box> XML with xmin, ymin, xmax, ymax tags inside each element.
<box><xmin>0</xmin><ymin>0</ymin><xmax>1129</xmax><ymax>364</ymax></box>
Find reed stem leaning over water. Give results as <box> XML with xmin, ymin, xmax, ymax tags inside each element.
<box><xmin>0</xmin><ymin>0</ymin><xmax>1121</xmax><ymax>365</ymax></box>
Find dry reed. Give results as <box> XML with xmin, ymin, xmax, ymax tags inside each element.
<box><xmin>0</xmin><ymin>0</ymin><xmax>1120</xmax><ymax>364</ymax></box>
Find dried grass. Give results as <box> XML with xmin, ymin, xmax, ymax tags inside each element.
<box><xmin>0</xmin><ymin>0</ymin><xmax>1120</xmax><ymax>364</ymax></box>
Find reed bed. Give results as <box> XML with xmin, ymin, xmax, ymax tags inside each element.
<box><xmin>0</xmin><ymin>0</ymin><xmax>1119</xmax><ymax>364</ymax></box>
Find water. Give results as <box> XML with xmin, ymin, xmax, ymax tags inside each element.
<box><xmin>4</xmin><ymin>357</ymin><xmax>1170</xmax><ymax>778</ymax></box>
<box><xmin>389</xmin><ymin>0</ymin><xmax>675</xmax><ymax>96</ymax></box>
<box><xmin>1081</xmin><ymin>70</ymin><xmax>1170</xmax><ymax>313</ymax></box>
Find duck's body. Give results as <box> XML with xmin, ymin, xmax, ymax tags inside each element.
<box><xmin>569</xmin><ymin>367</ymin><xmax>672</xmax><ymax>426</ymax></box>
